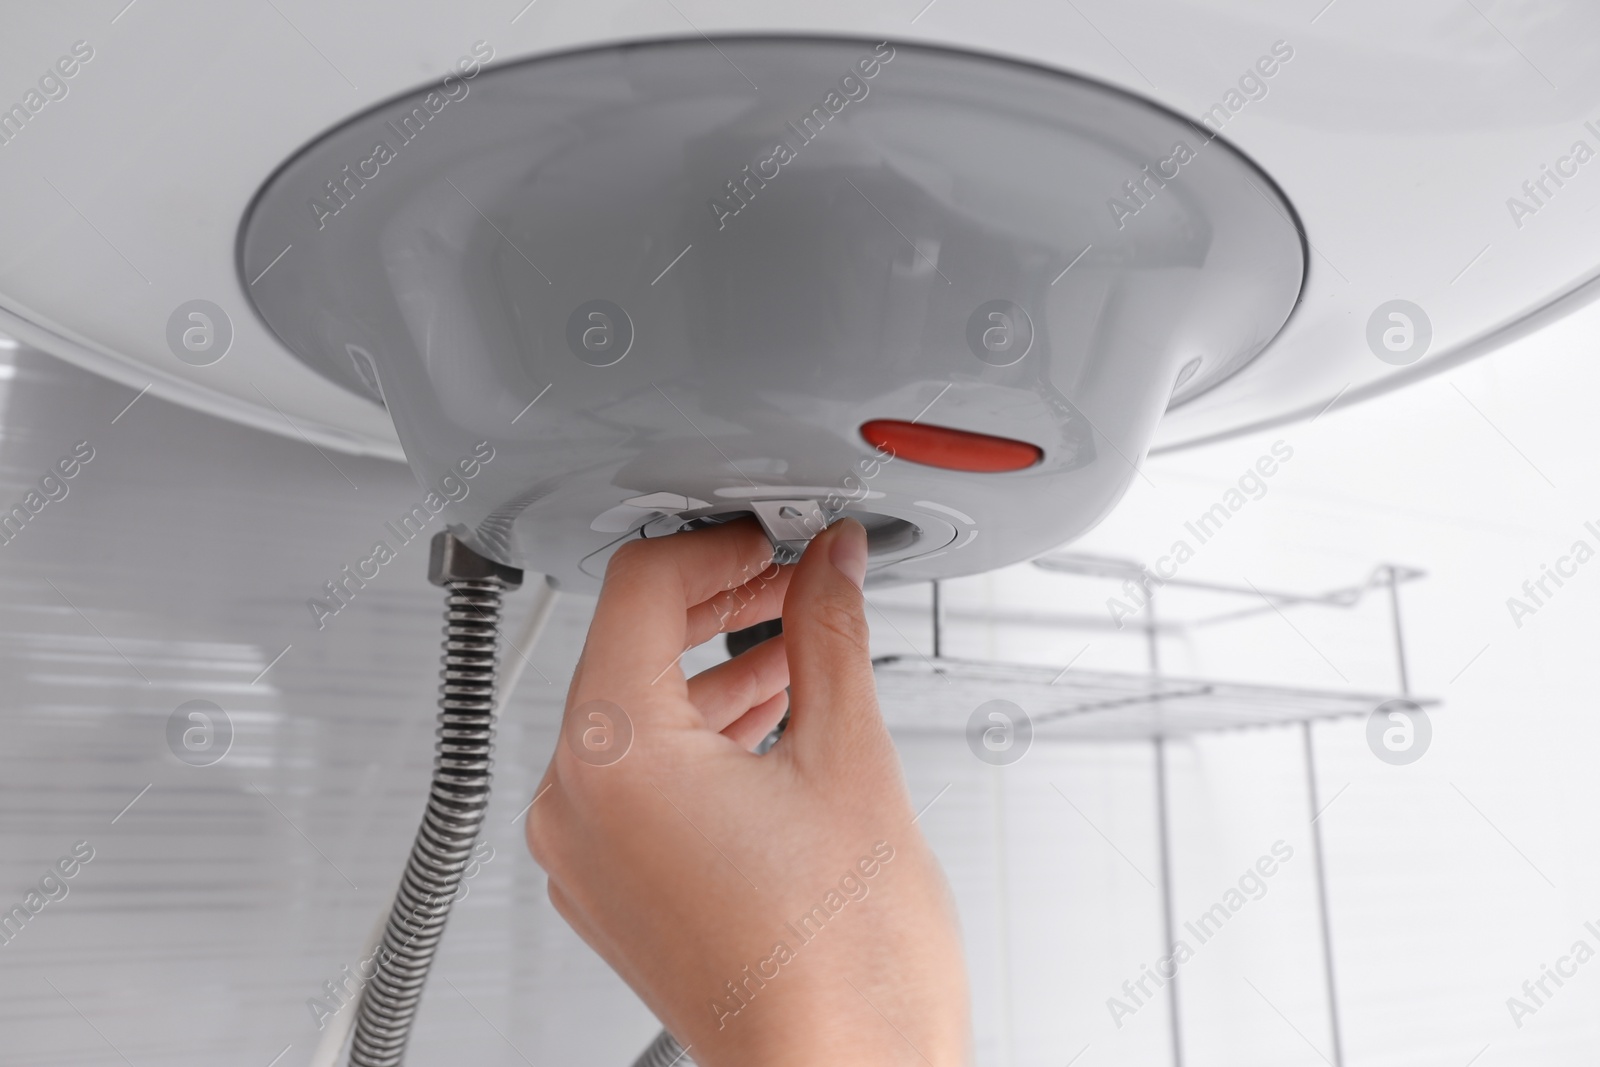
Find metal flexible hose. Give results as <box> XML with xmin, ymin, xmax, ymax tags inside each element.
<box><xmin>631</xmin><ymin>1029</ymin><xmax>694</xmax><ymax>1067</ymax></box>
<box><xmin>349</xmin><ymin>567</ymin><xmax>512</xmax><ymax>1066</ymax></box>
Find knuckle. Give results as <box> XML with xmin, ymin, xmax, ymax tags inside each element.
<box><xmin>604</xmin><ymin>537</ymin><xmax>655</xmax><ymax>576</ymax></box>
<box><xmin>545</xmin><ymin>880</ymin><xmax>570</xmax><ymax>921</ymax></box>
<box><xmin>727</xmin><ymin>660</ymin><xmax>763</xmax><ymax>707</ymax></box>
<box><xmin>546</xmin><ymin>879</ymin><xmax>584</xmax><ymax>930</ymax></box>
<box><xmin>811</xmin><ymin>594</ymin><xmax>869</xmax><ymax>649</ymax></box>
<box><xmin>713</xmin><ymin>590</ymin><xmax>749</xmax><ymax>628</ymax></box>
<box><xmin>523</xmin><ymin>801</ymin><xmax>558</xmax><ymax>868</ymax></box>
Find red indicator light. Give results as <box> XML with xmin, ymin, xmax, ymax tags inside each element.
<box><xmin>860</xmin><ymin>419</ymin><xmax>1042</xmax><ymax>473</ymax></box>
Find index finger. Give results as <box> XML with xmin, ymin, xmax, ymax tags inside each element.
<box><xmin>571</xmin><ymin>519</ymin><xmax>779</xmax><ymax>707</ymax></box>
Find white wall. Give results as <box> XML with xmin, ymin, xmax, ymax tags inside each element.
<box><xmin>885</xmin><ymin>294</ymin><xmax>1600</xmax><ymax>1065</ymax></box>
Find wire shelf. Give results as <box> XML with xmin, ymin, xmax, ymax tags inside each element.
<box><xmin>876</xmin><ymin>553</ymin><xmax>1433</xmax><ymax>1067</ymax></box>
<box><xmin>873</xmin><ymin>655</ymin><xmax>1434</xmax><ymax>741</ymax></box>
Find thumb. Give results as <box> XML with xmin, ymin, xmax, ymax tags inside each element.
<box><xmin>780</xmin><ymin>519</ymin><xmax>889</xmax><ymax>765</ymax></box>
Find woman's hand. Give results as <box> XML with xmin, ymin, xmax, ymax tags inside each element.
<box><xmin>526</xmin><ymin>518</ymin><xmax>970</xmax><ymax>1066</ymax></box>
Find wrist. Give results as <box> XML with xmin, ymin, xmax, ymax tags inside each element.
<box><xmin>687</xmin><ymin>981</ymin><xmax>968</xmax><ymax>1067</ymax></box>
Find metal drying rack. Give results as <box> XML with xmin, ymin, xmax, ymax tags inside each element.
<box><xmin>871</xmin><ymin>553</ymin><xmax>1434</xmax><ymax>1067</ymax></box>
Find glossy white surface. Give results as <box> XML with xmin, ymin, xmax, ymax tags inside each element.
<box><xmin>2</xmin><ymin>2</ymin><xmax>1599</xmax><ymax>461</ymax></box>
<box><xmin>238</xmin><ymin>36</ymin><xmax>1301</xmax><ymax>589</ymax></box>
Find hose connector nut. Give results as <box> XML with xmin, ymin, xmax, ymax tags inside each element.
<box><xmin>428</xmin><ymin>530</ymin><xmax>525</xmax><ymax>589</ymax></box>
